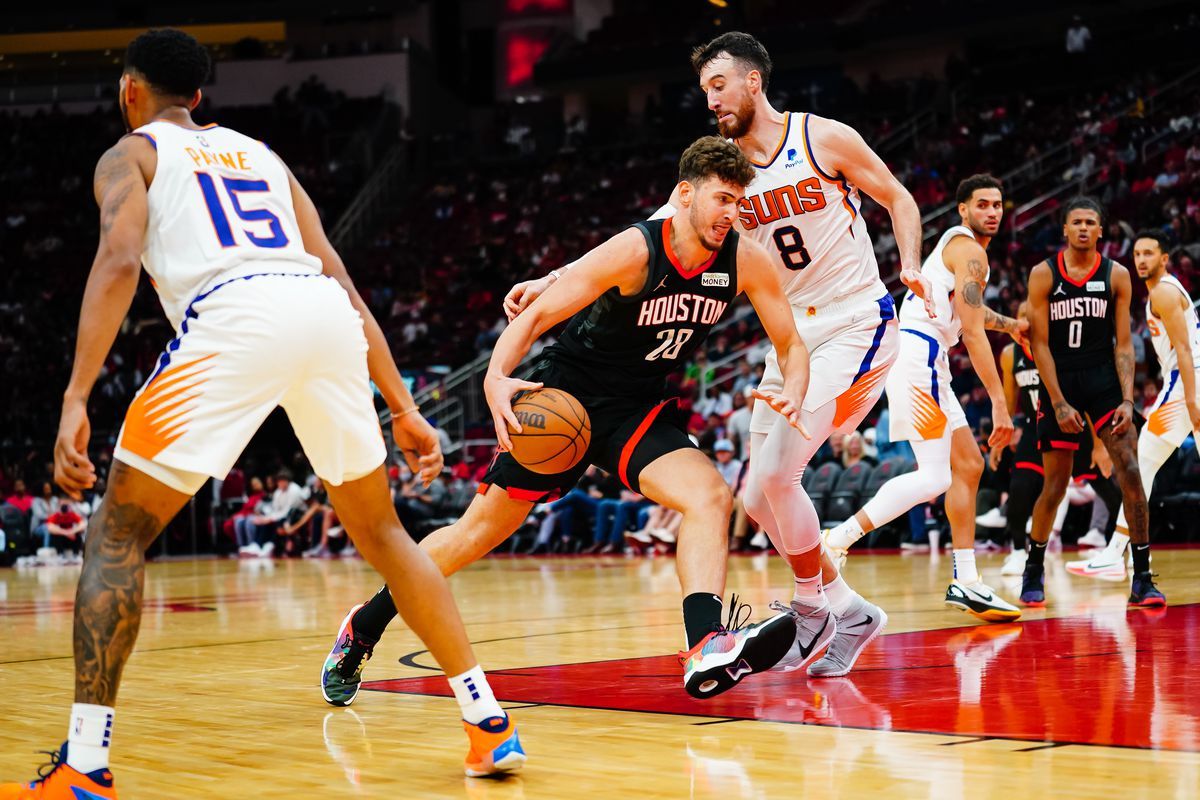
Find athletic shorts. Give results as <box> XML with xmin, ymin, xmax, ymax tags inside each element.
<box><xmin>479</xmin><ymin>359</ymin><xmax>694</xmax><ymax>502</ymax></box>
<box><xmin>1016</xmin><ymin>421</ymin><xmax>1097</xmax><ymax>479</ymax></box>
<box><xmin>1144</xmin><ymin>366</ymin><xmax>1199</xmax><ymax>446</ymax></box>
<box><xmin>884</xmin><ymin>327</ymin><xmax>968</xmax><ymax>442</ymax></box>
<box><xmin>1036</xmin><ymin>364</ymin><xmax>1124</xmax><ymax>451</ymax></box>
<box><xmin>115</xmin><ymin>273</ymin><xmax>386</xmax><ymax>493</ymax></box>
<box><xmin>750</xmin><ymin>293</ymin><xmax>898</xmax><ymax>435</ymax></box>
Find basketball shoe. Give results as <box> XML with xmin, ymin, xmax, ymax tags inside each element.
<box><xmin>322</xmin><ymin>603</ymin><xmax>373</xmax><ymax>707</ymax></box>
<box><xmin>944</xmin><ymin>580</ymin><xmax>1022</xmax><ymax>622</ymax></box>
<box><xmin>680</xmin><ymin>597</ymin><xmax>797</xmax><ymax>698</ymax></box>
<box><xmin>768</xmin><ymin>599</ymin><xmax>837</xmax><ymax>673</ymax></box>
<box><xmin>463</xmin><ymin>715</ymin><xmax>526</xmax><ymax>778</ymax></box>
<box><xmin>807</xmin><ymin>595</ymin><xmax>887</xmax><ymax>678</ymax></box>
<box><xmin>1065</xmin><ymin>539</ymin><xmax>1129</xmax><ymax>581</ymax></box>
<box><xmin>1000</xmin><ymin>548</ymin><xmax>1027</xmax><ymax>576</ymax></box>
<box><xmin>1019</xmin><ymin>563</ymin><xmax>1045</xmax><ymax>607</ymax></box>
<box><xmin>820</xmin><ymin>528</ymin><xmax>849</xmax><ymax>571</ymax></box>
<box><xmin>0</xmin><ymin>744</ymin><xmax>117</xmax><ymax>799</ymax></box>
<box><xmin>1128</xmin><ymin>572</ymin><xmax>1167</xmax><ymax>608</ymax></box>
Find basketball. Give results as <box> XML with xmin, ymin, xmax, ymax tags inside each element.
<box><xmin>507</xmin><ymin>388</ymin><xmax>592</xmax><ymax>474</ymax></box>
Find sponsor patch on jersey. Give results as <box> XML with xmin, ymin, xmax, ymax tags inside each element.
<box><xmin>701</xmin><ymin>273</ymin><xmax>730</xmax><ymax>287</ymax></box>
<box><xmin>1086</xmin><ymin>281</ymin><xmax>1105</xmax><ymax>292</ymax></box>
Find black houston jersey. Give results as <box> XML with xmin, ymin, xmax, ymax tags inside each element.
<box><xmin>1047</xmin><ymin>251</ymin><xmax>1116</xmax><ymax>369</ymax></box>
<box><xmin>544</xmin><ymin>217</ymin><xmax>739</xmax><ymax>396</ymax></box>
<box><xmin>1013</xmin><ymin>343</ymin><xmax>1041</xmax><ymax>424</ymax></box>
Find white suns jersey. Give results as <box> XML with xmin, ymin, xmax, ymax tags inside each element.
<box><xmin>132</xmin><ymin>120</ymin><xmax>322</xmax><ymax>331</ymax></box>
<box><xmin>898</xmin><ymin>225</ymin><xmax>984</xmax><ymax>348</ymax></box>
<box><xmin>1146</xmin><ymin>273</ymin><xmax>1200</xmax><ymax>374</ymax></box>
<box><xmin>735</xmin><ymin>112</ymin><xmax>885</xmax><ymax>310</ymax></box>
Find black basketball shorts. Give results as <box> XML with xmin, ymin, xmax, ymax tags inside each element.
<box><xmin>1017</xmin><ymin>420</ymin><xmax>1096</xmax><ymax>478</ymax></box>
<box><xmin>1037</xmin><ymin>364</ymin><xmax>1125</xmax><ymax>452</ymax></box>
<box><xmin>478</xmin><ymin>360</ymin><xmax>696</xmax><ymax>503</ymax></box>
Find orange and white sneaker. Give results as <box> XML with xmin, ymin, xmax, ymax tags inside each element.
<box><xmin>0</xmin><ymin>745</ymin><xmax>117</xmax><ymax>799</ymax></box>
<box><xmin>463</xmin><ymin>715</ymin><xmax>526</xmax><ymax>778</ymax></box>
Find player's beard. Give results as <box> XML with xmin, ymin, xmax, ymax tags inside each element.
<box><xmin>690</xmin><ymin>205</ymin><xmax>723</xmax><ymax>251</ymax></box>
<box><xmin>717</xmin><ymin>95</ymin><xmax>755</xmax><ymax>140</ymax></box>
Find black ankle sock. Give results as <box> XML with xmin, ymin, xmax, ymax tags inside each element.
<box><xmin>1131</xmin><ymin>543</ymin><xmax>1151</xmax><ymax>574</ymax></box>
<box><xmin>682</xmin><ymin>592</ymin><xmax>723</xmax><ymax>650</ymax></box>
<box><xmin>1026</xmin><ymin>540</ymin><xmax>1048</xmax><ymax>568</ymax></box>
<box><xmin>351</xmin><ymin>585</ymin><xmax>398</xmax><ymax>643</ymax></box>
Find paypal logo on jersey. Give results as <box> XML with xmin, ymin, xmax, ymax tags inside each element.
<box><xmin>785</xmin><ymin>148</ymin><xmax>801</xmax><ymax>168</ymax></box>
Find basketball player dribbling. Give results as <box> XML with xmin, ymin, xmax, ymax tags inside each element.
<box><xmin>1</xmin><ymin>30</ymin><xmax>523</xmax><ymax>799</ymax></box>
<box><xmin>1019</xmin><ymin>197</ymin><xmax>1166</xmax><ymax>608</ymax></box>
<box><xmin>1066</xmin><ymin>228</ymin><xmax>1200</xmax><ymax>581</ymax></box>
<box><xmin>506</xmin><ymin>32</ymin><xmax>934</xmax><ymax>677</ymax></box>
<box><xmin>321</xmin><ymin>137</ymin><xmax>810</xmax><ymax>706</ymax></box>
<box><xmin>823</xmin><ymin>174</ymin><xmax>1025</xmax><ymax>622</ymax></box>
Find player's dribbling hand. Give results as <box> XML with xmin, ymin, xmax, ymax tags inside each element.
<box><xmin>1053</xmin><ymin>400</ymin><xmax>1085</xmax><ymax>434</ymax></box>
<box><xmin>988</xmin><ymin>404</ymin><xmax>1014</xmax><ymax>451</ymax></box>
<box><xmin>503</xmin><ymin>275</ymin><xmax>555</xmax><ymax>321</ymax></box>
<box><xmin>54</xmin><ymin>398</ymin><xmax>96</xmax><ymax>501</ymax></box>
<box><xmin>900</xmin><ymin>267</ymin><xmax>936</xmax><ymax>319</ymax></box>
<box><xmin>750</xmin><ymin>389</ymin><xmax>810</xmax><ymax>439</ymax></box>
<box><xmin>1010</xmin><ymin>318</ymin><xmax>1031</xmax><ymax>349</ymax></box>
<box><xmin>1110</xmin><ymin>399</ymin><xmax>1135</xmax><ymax>436</ymax></box>
<box><xmin>391</xmin><ymin>411</ymin><xmax>443</xmax><ymax>487</ymax></box>
<box><xmin>484</xmin><ymin>373</ymin><xmax>545</xmax><ymax>451</ymax></box>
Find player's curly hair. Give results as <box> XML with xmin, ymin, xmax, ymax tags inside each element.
<box><xmin>690</xmin><ymin>32</ymin><xmax>773</xmax><ymax>92</ymax></box>
<box><xmin>1062</xmin><ymin>195</ymin><xmax>1104</xmax><ymax>225</ymax></box>
<box><xmin>956</xmin><ymin>173</ymin><xmax>1003</xmax><ymax>204</ymax></box>
<box><xmin>125</xmin><ymin>28</ymin><xmax>211</xmax><ymax>99</ymax></box>
<box><xmin>678</xmin><ymin>136</ymin><xmax>756</xmax><ymax>188</ymax></box>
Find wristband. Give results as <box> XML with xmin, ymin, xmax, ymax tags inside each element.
<box><xmin>395</xmin><ymin>406</ymin><xmax>421</xmax><ymax>418</ymax></box>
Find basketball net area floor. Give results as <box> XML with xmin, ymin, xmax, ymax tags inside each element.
<box><xmin>2</xmin><ymin>548</ymin><xmax>1198</xmax><ymax>799</ymax></box>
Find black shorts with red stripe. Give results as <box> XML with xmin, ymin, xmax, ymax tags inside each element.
<box><xmin>1036</xmin><ymin>364</ymin><xmax>1124</xmax><ymax>452</ymax></box>
<box><xmin>478</xmin><ymin>359</ymin><xmax>695</xmax><ymax>503</ymax></box>
<box><xmin>1016</xmin><ymin>420</ymin><xmax>1096</xmax><ymax>479</ymax></box>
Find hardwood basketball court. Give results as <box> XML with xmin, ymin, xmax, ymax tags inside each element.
<box><xmin>2</xmin><ymin>548</ymin><xmax>1197</xmax><ymax>798</ymax></box>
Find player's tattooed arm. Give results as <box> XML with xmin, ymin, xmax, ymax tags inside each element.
<box><xmin>1110</xmin><ymin>264</ymin><xmax>1137</xmax><ymax>434</ymax></box>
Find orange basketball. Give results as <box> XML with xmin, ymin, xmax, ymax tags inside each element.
<box><xmin>507</xmin><ymin>388</ymin><xmax>592</xmax><ymax>474</ymax></box>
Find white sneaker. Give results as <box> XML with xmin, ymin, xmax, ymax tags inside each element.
<box><xmin>821</xmin><ymin>528</ymin><xmax>849</xmax><ymax>570</ymax></box>
<box><xmin>769</xmin><ymin>599</ymin><xmax>837</xmax><ymax>673</ymax></box>
<box><xmin>749</xmin><ymin>531</ymin><xmax>769</xmax><ymax>549</ymax></box>
<box><xmin>975</xmin><ymin>507</ymin><xmax>1007</xmax><ymax>528</ymax></box>
<box><xmin>259</xmin><ymin>541</ymin><xmax>276</xmax><ymax>558</ymax></box>
<box><xmin>1065</xmin><ymin>546</ymin><xmax>1127</xmax><ymax>581</ymax></box>
<box><xmin>808</xmin><ymin>595</ymin><xmax>887</xmax><ymax>678</ymax></box>
<box><xmin>944</xmin><ymin>580</ymin><xmax>1022</xmax><ymax>622</ymax></box>
<box><xmin>238</xmin><ymin>543</ymin><xmax>261</xmax><ymax>557</ymax></box>
<box><xmin>1076</xmin><ymin>529</ymin><xmax>1108</xmax><ymax>549</ymax></box>
<box><xmin>649</xmin><ymin>528</ymin><xmax>676</xmax><ymax>545</ymax></box>
<box><xmin>303</xmin><ymin>545</ymin><xmax>330</xmax><ymax>558</ymax></box>
<box><xmin>1001</xmin><ymin>549</ymin><xmax>1027</xmax><ymax>576</ymax></box>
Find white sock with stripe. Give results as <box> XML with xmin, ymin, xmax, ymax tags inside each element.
<box><xmin>449</xmin><ymin>665</ymin><xmax>505</xmax><ymax>725</ymax></box>
<box><xmin>66</xmin><ymin>703</ymin><xmax>113</xmax><ymax>774</ymax></box>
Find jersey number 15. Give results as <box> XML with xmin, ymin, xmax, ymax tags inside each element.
<box><xmin>196</xmin><ymin>171</ymin><xmax>289</xmax><ymax>249</ymax></box>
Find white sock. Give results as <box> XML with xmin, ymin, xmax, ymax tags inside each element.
<box><xmin>793</xmin><ymin>572</ymin><xmax>828</xmax><ymax>608</ymax></box>
<box><xmin>448</xmin><ymin>665</ymin><xmax>505</xmax><ymax>725</ymax></box>
<box><xmin>823</xmin><ymin>574</ymin><xmax>856</xmax><ymax>617</ymax></box>
<box><xmin>953</xmin><ymin>549</ymin><xmax>979</xmax><ymax>585</ymax></box>
<box><xmin>66</xmin><ymin>703</ymin><xmax>113</xmax><ymax>773</ymax></box>
<box><xmin>1107</xmin><ymin>531</ymin><xmax>1130</xmax><ymax>554</ymax></box>
<box><xmin>828</xmin><ymin>517</ymin><xmax>865</xmax><ymax>547</ymax></box>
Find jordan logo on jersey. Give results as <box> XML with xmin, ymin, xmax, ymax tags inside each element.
<box><xmin>738</xmin><ymin>177</ymin><xmax>827</xmax><ymax>230</ymax></box>
<box><xmin>636</xmin><ymin>293</ymin><xmax>728</xmax><ymax>327</ymax></box>
<box><xmin>1050</xmin><ymin>296</ymin><xmax>1108</xmax><ymax>321</ymax></box>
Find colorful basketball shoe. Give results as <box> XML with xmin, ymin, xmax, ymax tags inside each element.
<box><xmin>463</xmin><ymin>715</ymin><xmax>526</xmax><ymax>778</ymax></box>
<box><xmin>1128</xmin><ymin>572</ymin><xmax>1167</xmax><ymax>608</ymax></box>
<box><xmin>322</xmin><ymin>604</ymin><xmax>373</xmax><ymax>707</ymax></box>
<box><xmin>944</xmin><ymin>580</ymin><xmax>1022</xmax><ymax>622</ymax></box>
<box><xmin>0</xmin><ymin>744</ymin><xmax>117</xmax><ymax>799</ymax></box>
<box><xmin>680</xmin><ymin>596</ymin><xmax>797</xmax><ymax>698</ymax></box>
<box><xmin>1065</xmin><ymin>544</ymin><xmax>1128</xmax><ymax>581</ymax></box>
<box><xmin>1019</xmin><ymin>563</ymin><xmax>1046</xmax><ymax>607</ymax></box>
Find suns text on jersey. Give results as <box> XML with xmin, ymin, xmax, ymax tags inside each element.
<box><xmin>737</xmin><ymin>176</ymin><xmax>827</xmax><ymax>230</ymax></box>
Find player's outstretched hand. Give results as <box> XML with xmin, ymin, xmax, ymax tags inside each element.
<box><xmin>54</xmin><ymin>398</ymin><xmax>96</xmax><ymax>501</ymax></box>
<box><xmin>484</xmin><ymin>373</ymin><xmax>544</xmax><ymax>451</ymax></box>
<box><xmin>503</xmin><ymin>274</ymin><xmax>555</xmax><ymax>321</ymax></box>
<box><xmin>1010</xmin><ymin>318</ymin><xmax>1031</xmax><ymax>349</ymax></box>
<box><xmin>988</xmin><ymin>403</ymin><xmax>1015</xmax><ymax>451</ymax></box>
<box><xmin>900</xmin><ymin>267</ymin><xmax>936</xmax><ymax>319</ymax></box>
<box><xmin>392</xmin><ymin>411</ymin><xmax>443</xmax><ymax>487</ymax></box>
<box><xmin>751</xmin><ymin>389</ymin><xmax>810</xmax><ymax>438</ymax></box>
<box><xmin>1053</xmin><ymin>400</ymin><xmax>1085</xmax><ymax>434</ymax></box>
<box><xmin>1110</xmin><ymin>399</ymin><xmax>1135</xmax><ymax>436</ymax></box>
